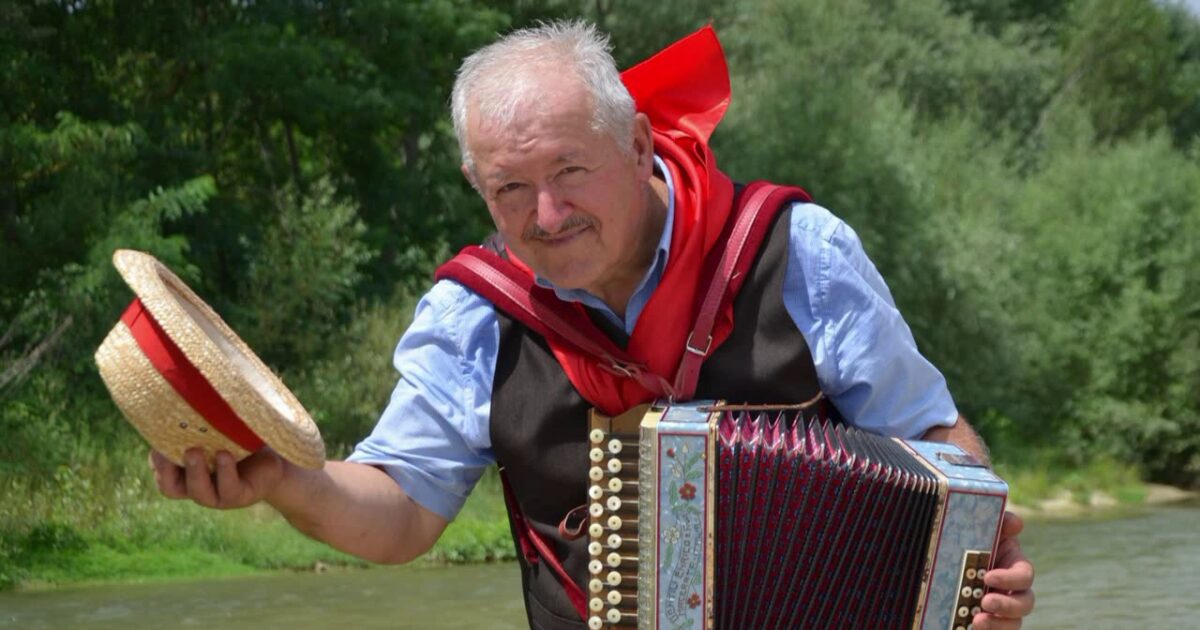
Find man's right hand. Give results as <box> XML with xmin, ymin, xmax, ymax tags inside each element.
<box><xmin>149</xmin><ymin>447</ymin><xmax>286</xmax><ymax>510</ymax></box>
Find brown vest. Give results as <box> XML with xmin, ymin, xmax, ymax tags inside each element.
<box><xmin>487</xmin><ymin>208</ymin><xmax>826</xmax><ymax>630</ymax></box>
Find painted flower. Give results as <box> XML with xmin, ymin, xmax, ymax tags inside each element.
<box><xmin>664</xmin><ymin>526</ymin><xmax>680</xmax><ymax>544</ymax></box>
<box><xmin>679</xmin><ymin>482</ymin><xmax>696</xmax><ymax>501</ymax></box>
<box><xmin>666</xmin><ymin>447</ymin><xmax>675</xmax><ymax>458</ymax></box>
<box><xmin>688</xmin><ymin>593</ymin><xmax>701</xmax><ymax>609</ymax></box>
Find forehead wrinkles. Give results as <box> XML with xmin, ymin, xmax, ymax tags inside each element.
<box><xmin>470</xmin><ymin>86</ymin><xmax>598</xmax><ymax>180</ymax></box>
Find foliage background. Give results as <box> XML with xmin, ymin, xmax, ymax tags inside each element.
<box><xmin>1</xmin><ymin>0</ymin><xmax>1198</xmax><ymax>587</ymax></box>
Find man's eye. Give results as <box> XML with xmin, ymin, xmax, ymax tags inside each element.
<box><xmin>497</xmin><ymin>182</ymin><xmax>523</xmax><ymax>194</ymax></box>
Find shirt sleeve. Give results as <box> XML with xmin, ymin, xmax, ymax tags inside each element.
<box><xmin>782</xmin><ymin>202</ymin><xmax>958</xmax><ymax>439</ymax></box>
<box><xmin>346</xmin><ymin>279</ymin><xmax>498</xmax><ymax>520</ymax></box>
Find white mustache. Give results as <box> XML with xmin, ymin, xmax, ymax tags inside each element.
<box><xmin>524</xmin><ymin>214</ymin><xmax>595</xmax><ymax>240</ymax></box>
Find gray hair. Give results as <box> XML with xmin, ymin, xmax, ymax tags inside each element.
<box><xmin>450</xmin><ymin>20</ymin><xmax>637</xmax><ymax>176</ymax></box>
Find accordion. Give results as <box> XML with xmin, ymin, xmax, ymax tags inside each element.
<box><xmin>584</xmin><ymin>401</ymin><xmax>1007</xmax><ymax>630</ymax></box>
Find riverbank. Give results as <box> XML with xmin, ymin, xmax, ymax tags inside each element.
<box><xmin>1</xmin><ymin>450</ymin><xmax>1193</xmax><ymax>592</ymax></box>
<box><xmin>994</xmin><ymin>454</ymin><xmax>1198</xmax><ymax>518</ymax></box>
<box><xmin>0</xmin><ymin>452</ymin><xmax>514</xmax><ymax>592</ymax></box>
<box><xmin>1008</xmin><ymin>482</ymin><xmax>1198</xmax><ymax>518</ymax></box>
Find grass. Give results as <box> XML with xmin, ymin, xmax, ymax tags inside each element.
<box><xmin>0</xmin><ymin>443</ymin><xmax>511</xmax><ymax>592</ymax></box>
<box><xmin>993</xmin><ymin>452</ymin><xmax>1147</xmax><ymax>508</ymax></box>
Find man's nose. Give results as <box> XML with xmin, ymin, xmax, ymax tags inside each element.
<box><xmin>535</xmin><ymin>186</ymin><xmax>571</xmax><ymax>234</ymax></box>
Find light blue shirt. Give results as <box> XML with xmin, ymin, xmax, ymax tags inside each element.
<box><xmin>348</xmin><ymin>160</ymin><xmax>959</xmax><ymax>520</ymax></box>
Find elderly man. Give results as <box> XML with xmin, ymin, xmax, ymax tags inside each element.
<box><xmin>152</xmin><ymin>20</ymin><xmax>1034</xmax><ymax>630</ymax></box>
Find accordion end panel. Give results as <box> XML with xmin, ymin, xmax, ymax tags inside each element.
<box><xmin>900</xmin><ymin>440</ymin><xmax>1008</xmax><ymax>630</ymax></box>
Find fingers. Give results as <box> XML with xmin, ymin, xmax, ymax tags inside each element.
<box><xmin>152</xmin><ymin>448</ymin><xmax>269</xmax><ymax>510</ymax></box>
<box><xmin>971</xmin><ymin>510</ymin><xmax>1035</xmax><ymax>629</ymax></box>
<box><xmin>1000</xmin><ymin>510</ymin><xmax>1024</xmax><ymax>539</ymax></box>
<box><xmin>981</xmin><ymin>588</ymin><xmax>1036</xmax><ymax>619</ymax></box>
<box><xmin>149</xmin><ymin>450</ymin><xmax>187</xmax><ymax>499</ymax></box>
<box><xmin>988</xmin><ymin>538</ymin><xmax>1035</xmax><ymax>591</ymax></box>
<box><xmin>214</xmin><ymin>450</ymin><xmax>245</xmax><ymax>505</ymax></box>
<box><xmin>183</xmin><ymin>448</ymin><xmax>221</xmax><ymax>507</ymax></box>
<box><xmin>987</xmin><ymin>557</ymin><xmax>1035</xmax><ymax>592</ymax></box>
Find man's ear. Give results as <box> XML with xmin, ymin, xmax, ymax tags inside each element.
<box><xmin>632</xmin><ymin>113</ymin><xmax>654</xmax><ymax>178</ymax></box>
<box><xmin>461</xmin><ymin>163</ymin><xmax>480</xmax><ymax>193</ymax></box>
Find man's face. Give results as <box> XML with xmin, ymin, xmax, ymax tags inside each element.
<box><xmin>464</xmin><ymin>80</ymin><xmax>657</xmax><ymax>301</ymax></box>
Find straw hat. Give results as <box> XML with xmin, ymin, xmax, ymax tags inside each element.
<box><xmin>95</xmin><ymin>249</ymin><xmax>325</xmax><ymax>470</ymax></box>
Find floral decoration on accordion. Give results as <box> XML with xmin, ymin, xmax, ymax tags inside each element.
<box><xmin>658</xmin><ymin>435</ymin><xmax>707</xmax><ymax>629</ymax></box>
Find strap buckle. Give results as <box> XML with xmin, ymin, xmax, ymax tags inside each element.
<box><xmin>685</xmin><ymin>333</ymin><xmax>713</xmax><ymax>357</ymax></box>
<box><xmin>606</xmin><ymin>361</ymin><xmax>636</xmax><ymax>378</ymax></box>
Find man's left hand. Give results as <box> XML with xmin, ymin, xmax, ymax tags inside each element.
<box><xmin>973</xmin><ymin>510</ymin><xmax>1035</xmax><ymax>629</ymax></box>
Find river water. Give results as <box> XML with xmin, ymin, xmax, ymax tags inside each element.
<box><xmin>1</xmin><ymin>501</ymin><xmax>1197</xmax><ymax>629</ymax></box>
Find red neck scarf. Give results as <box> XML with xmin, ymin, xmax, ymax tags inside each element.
<box><xmin>511</xmin><ymin>26</ymin><xmax>738</xmax><ymax>415</ymax></box>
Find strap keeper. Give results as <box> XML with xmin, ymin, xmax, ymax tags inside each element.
<box><xmin>685</xmin><ymin>333</ymin><xmax>712</xmax><ymax>357</ymax></box>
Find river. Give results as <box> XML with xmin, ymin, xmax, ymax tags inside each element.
<box><xmin>1</xmin><ymin>501</ymin><xmax>1197</xmax><ymax>629</ymax></box>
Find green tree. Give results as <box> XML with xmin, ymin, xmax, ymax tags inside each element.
<box><xmin>1057</xmin><ymin>0</ymin><xmax>1186</xmax><ymax>142</ymax></box>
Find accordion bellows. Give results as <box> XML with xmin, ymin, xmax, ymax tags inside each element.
<box><xmin>586</xmin><ymin>402</ymin><xmax>1007</xmax><ymax>630</ymax></box>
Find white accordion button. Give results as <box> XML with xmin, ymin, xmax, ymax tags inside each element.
<box><xmin>588</xmin><ymin>616</ymin><xmax>603</xmax><ymax>630</ymax></box>
<box><xmin>589</xmin><ymin>597</ymin><xmax>604</xmax><ymax>612</ymax></box>
<box><xmin>589</xmin><ymin>466</ymin><xmax>604</xmax><ymax>481</ymax></box>
<box><xmin>972</xmin><ymin>588</ymin><xmax>984</xmax><ymax>599</ymax></box>
<box><xmin>607</xmin><ymin>533</ymin><xmax>622</xmax><ymax>549</ymax></box>
<box><xmin>589</xmin><ymin>429</ymin><xmax>605</xmax><ymax>444</ymax></box>
<box><xmin>607</xmin><ymin>477</ymin><xmax>623</xmax><ymax>492</ymax></box>
<box><xmin>589</xmin><ymin>448</ymin><xmax>605</xmax><ymax>463</ymax></box>
<box><xmin>607</xmin><ymin>590</ymin><xmax>622</xmax><ymax>605</ymax></box>
<box><xmin>589</xmin><ymin>523</ymin><xmax>604</xmax><ymax>538</ymax></box>
<box><xmin>589</xmin><ymin>560</ymin><xmax>603</xmax><ymax>575</ymax></box>
<box><xmin>606</xmin><ymin>609</ymin><xmax>621</xmax><ymax>623</ymax></box>
<box><xmin>606</xmin><ymin>496</ymin><xmax>622</xmax><ymax>511</ymax></box>
<box><xmin>589</xmin><ymin>578</ymin><xmax>603</xmax><ymax>593</ymax></box>
<box><xmin>588</xmin><ymin>485</ymin><xmax>604</xmax><ymax>500</ymax></box>
<box><xmin>607</xmin><ymin>439</ymin><xmax>623</xmax><ymax>454</ymax></box>
<box><xmin>588</xmin><ymin>541</ymin><xmax>602</xmax><ymax>556</ymax></box>
<box><xmin>606</xmin><ymin>515</ymin><xmax>622</xmax><ymax>530</ymax></box>
<box><xmin>606</xmin><ymin>571</ymin><xmax>621</xmax><ymax>586</ymax></box>
<box><xmin>606</xmin><ymin>458</ymin><xmax>622</xmax><ymax>474</ymax></box>
<box><xmin>589</xmin><ymin>503</ymin><xmax>604</xmax><ymax>518</ymax></box>
<box><xmin>606</xmin><ymin>552</ymin><xmax>622</xmax><ymax>567</ymax></box>
<box><xmin>958</xmin><ymin>606</ymin><xmax>970</xmax><ymax>618</ymax></box>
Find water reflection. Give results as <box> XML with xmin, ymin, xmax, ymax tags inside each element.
<box><xmin>2</xmin><ymin>502</ymin><xmax>1197</xmax><ymax>629</ymax></box>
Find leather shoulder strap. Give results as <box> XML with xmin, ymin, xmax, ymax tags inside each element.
<box><xmin>434</xmin><ymin>248</ymin><xmax>672</xmax><ymax>397</ymax></box>
<box><xmin>672</xmin><ymin>181</ymin><xmax>812</xmax><ymax>400</ymax></box>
